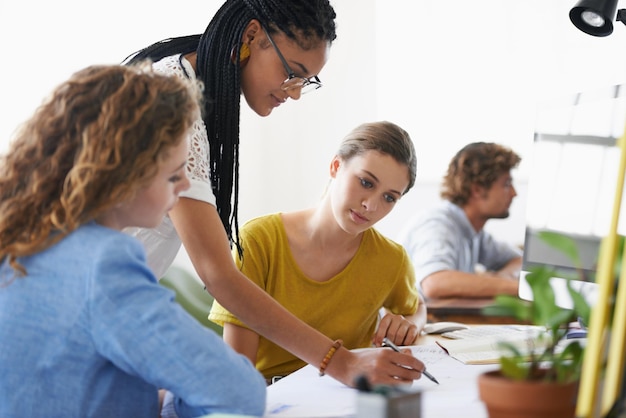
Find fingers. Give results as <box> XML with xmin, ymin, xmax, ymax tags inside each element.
<box><xmin>374</xmin><ymin>314</ymin><xmax>419</xmax><ymax>346</ymax></box>
<box><xmin>396</xmin><ymin>325</ymin><xmax>419</xmax><ymax>346</ymax></box>
<box><xmin>372</xmin><ymin>321</ymin><xmax>387</xmax><ymax>347</ymax></box>
<box><xmin>350</xmin><ymin>348</ymin><xmax>426</xmax><ymax>386</ymax></box>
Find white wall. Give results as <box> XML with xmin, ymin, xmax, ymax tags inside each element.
<box><xmin>373</xmin><ymin>0</ymin><xmax>626</xmax><ymax>245</ymax></box>
<box><xmin>0</xmin><ymin>1</ymin><xmax>224</xmax><ymax>159</ymax></box>
<box><xmin>2</xmin><ymin>0</ymin><xmax>626</xmax><ymax>270</ymax></box>
<box><xmin>236</xmin><ymin>0</ymin><xmax>377</xmax><ymax>225</ymax></box>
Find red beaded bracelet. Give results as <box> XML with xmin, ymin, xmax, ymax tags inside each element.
<box><xmin>319</xmin><ymin>339</ymin><xmax>343</xmax><ymax>376</ymax></box>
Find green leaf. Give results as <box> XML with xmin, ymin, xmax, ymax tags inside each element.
<box><xmin>545</xmin><ymin>309</ymin><xmax>576</xmax><ymax>329</ymax></box>
<box><xmin>479</xmin><ymin>230</ymin><xmax>613</xmax><ymax>384</ymax></box>
<box><xmin>482</xmin><ymin>295</ymin><xmax>532</xmax><ymax>321</ymax></box>
<box><xmin>499</xmin><ymin>354</ymin><xmax>529</xmax><ymax>380</ymax></box>
<box><xmin>525</xmin><ymin>267</ymin><xmax>560</xmax><ymax>326</ymax></box>
<box><xmin>567</xmin><ymin>279</ymin><xmax>591</xmax><ymax>326</ymax></box>
<box><xmin>554</xmin><ymin>341</ymin><xmax>584</xmax><ymax>383</ymax></box>
<box><xmin>537</xmin><ymin>231</ymin><xmax>582</xmax><ymax>269</ymax></box>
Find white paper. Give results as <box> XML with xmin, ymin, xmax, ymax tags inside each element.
<box><xmin>264</xmin><ymin>344</ymin><xmax>498</xmax><ymax>418</ymax></box>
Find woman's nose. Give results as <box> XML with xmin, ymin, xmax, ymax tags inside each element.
<box><xmin>362</xmin><ymin>197</ymin><xmax>377</xmax><ymax>212</ymax></box>
<box><xmin>177</xmin><ymin>172</ymin><xmax>191</xmax><ymax>194</ymax></box>
<box><xmin>285</xmin><ymin>86</ymin><xmax>302</xmax><ymax>101</ymax></box>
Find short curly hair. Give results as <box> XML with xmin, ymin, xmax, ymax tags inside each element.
<box><xmin>440</xmin><ymin>142</ymin><xmax>521</xmax><ymax>206</ymax></box>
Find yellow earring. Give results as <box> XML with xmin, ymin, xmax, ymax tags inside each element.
<box><xmin>239</xmin><ymin>42</ymin><xmax>250</xmax><ymax>62</ymax></box>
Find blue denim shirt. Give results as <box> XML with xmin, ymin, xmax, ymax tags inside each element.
<box><xmin>0</xmin><ymin>223</ymin><xmax>266</xmax><ymax>418</ymax></box>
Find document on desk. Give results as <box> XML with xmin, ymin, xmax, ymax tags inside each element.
<box><xmin>435</xmin><ymin>330</ymin><xmax>548</xmax><ymax>365</ymax></box>
<box><xmin>264</xmin><ymin>344</ymin><xmax>497</xmax><ymax>418</ymax></box>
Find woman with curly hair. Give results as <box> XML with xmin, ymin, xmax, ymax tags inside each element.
<box><xmin>0</xmin><ymin>64</ymin><xmax>265</xmax><ymax>418</ymax></box>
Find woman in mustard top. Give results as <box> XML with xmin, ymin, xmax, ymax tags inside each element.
<box><xmin>210</xmin><ymin>121</ymin><xmax>427</xmax><ymax>382</ymax></box>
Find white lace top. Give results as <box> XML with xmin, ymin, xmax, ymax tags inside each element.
<box><xmin>125</xmin><ymin>55</ymin><xmax>217</xmax><ymax>279</ymax></box>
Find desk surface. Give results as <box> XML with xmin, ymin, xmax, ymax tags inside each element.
<box><xmin>263</xmin><ymin>333</ymin><xmax>501</xmax><ymax>418</ymax></box>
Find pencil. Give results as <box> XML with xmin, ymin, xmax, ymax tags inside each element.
<box><xmin>382</xmin><ymin>337</ymin><xmax>440</xmax><ymax>385</ymax></box>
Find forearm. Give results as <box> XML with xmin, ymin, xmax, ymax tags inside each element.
<box><xmin>496</xmin><ymin>257</ymin><xmax>523</xmax><ymax>279</ymax></box>
<box><xmin>218</xmin><ymin>271</ymin><xmax>331</xmax><ymax>358</ymax></box>
<box><xmin>169</xmin><ymin>199</ymin><xmax>443</xmax><ymax>387</ymax></box>
<box><xmin>170</xmin><ymin>199</ymin><xmax>354</xmax><ymax>384</ymax></box>
<box><xmin>208</xmin><ymin>262</ymin><xmax>357</xmax><ymax>384</ymax></box>
<box><xmin>421</xmin><ymin>270</ymin><xmax>519</xmax><ymax>298</ymax></box>
<box><xmin>222</xmin><ymin>323</ymin><xmax>259</xmax><ymax>365</ymax></box>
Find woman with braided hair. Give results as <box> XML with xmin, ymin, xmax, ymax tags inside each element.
<box><xmin>125</xmin><ymin>0</ymin><xmax>427</xmax><ymax>388</ymax></box>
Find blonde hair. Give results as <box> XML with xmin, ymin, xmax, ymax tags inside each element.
<box><xmin>0</xmin><ymin>63</ymin><xmax>201</xmax><ymax>278</ymax></box>
<box><xmin>336</xmin><ymin>121</ymin><xmax>417</xmax><ymax>194</ymax></box>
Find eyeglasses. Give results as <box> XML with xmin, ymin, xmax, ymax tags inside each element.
<box><xmin>262</xmin><ymin>26</ymin><xmax>322</xmax><ymax>94</ymax></box>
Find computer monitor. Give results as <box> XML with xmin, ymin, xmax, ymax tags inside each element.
<box><xmin>518</xmin><ymin>228</ymin><xmax>600</xmax><ymax>310</ymax></box>
<box><xmin>518</xmin><ymin>83</ymin><xmax>626</xmax><ymax>310</ymax></box>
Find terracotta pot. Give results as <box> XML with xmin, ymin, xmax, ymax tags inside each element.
<box><xmin>478</xmin><ymin>370</ymin><xmax>579</xmax><ymax>418</ymax></box>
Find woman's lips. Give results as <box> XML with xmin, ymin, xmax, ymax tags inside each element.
<box><xmin>350</xmin><ymin>209</ymin><xmax>369</xmax><ymax>224</ymax></box>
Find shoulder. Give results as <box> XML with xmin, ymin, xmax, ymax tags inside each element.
<box><xmin>359</xmin><ymin>231</ymin><xmax>414</xmax><ymax>282</ymax></box>
<box><xmin>69</xmin><ymin>223</ymin><xmax>139</xmax><ymax>247</ymax></box>
<box><xmin>398</xmin><ymin>203</ymin><xmax>468</xmax><ymax>252</ymax></box>
<box><xmin>364</xmin><ymin>229</ymin><xmax>408</xmax><ymax>260</ymax></box>
<box><xmin>37</xmin><ymin>224</ymin><xmax>149</xmax><ymax>285</ymax></box>
<box><xmin>422</xmin><ymin>201</ymin><xmax>463</xmax><ymax>220</ymax></box>
<box><xmin>68</xmin><ymin>223</ymin><xmax>145</xmax><ymax>263</ymax></box>
<box><xmin>405</xmin><ymin>202</ymin><xmax>450</xmax><ymax>224</ymax></box>
<box><xmin>241</xmin><ymin>213</ymin><xmax>281</xmax><ymax>231</ymax></box>
<box><xmin>403</xmin><ymin>202</ymin><xmax>461</xmax><ymax>234</ymax></box>
<box><xmin>152</xmin><ymin>54</ymin><xmax>194</xmax><ymax>81</ymax></box>
<box><xmin>239</xmin><ymin>213</ymin><xmax>284</xmax><ymax>241</ymax></box>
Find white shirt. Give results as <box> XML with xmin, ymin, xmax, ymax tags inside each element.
<box><xmin>125</xmin><ymin>55</ymin><xmax>216</xmax><ymax>279</ymax></box>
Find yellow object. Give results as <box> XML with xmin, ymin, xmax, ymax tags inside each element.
<box><xmin>576</xmin><ymin>135</ymin><xmax>626</xmax><ymax>417</ymax></box>
<box><xmin>318</xmin><ymin>339</ymin><xmax>343</xmax><ymax>376</ymax></box>
<box><xmin>209</xmin><ymin>213</ymin><xmax>419</xmax><ymax>379</ymax></box>
<box><xmin>239</xmin><ymin>43</ymin><xmax>250</xmax><ymax>62</ymax></box>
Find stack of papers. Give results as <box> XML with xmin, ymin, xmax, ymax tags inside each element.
<box><xmin>440</xmin><ymin>325</ymin><xmax>544</xmax><ymax>340</ymax></box>
<box><xmin>435</xmin><ymin>327</ymin><xmax>549</xmax><ymax>364</ymax></box>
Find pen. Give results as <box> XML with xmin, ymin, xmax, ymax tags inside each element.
<box><xmin>382</xmin><ymin>337</ymin><xmax>440</xmax><ymax>385</ymax></box>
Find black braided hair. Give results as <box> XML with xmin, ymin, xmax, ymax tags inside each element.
<box><xmin>124</xmin><ymin>0</ymin><xmax>337</xmax><ymax>247</ymax></box>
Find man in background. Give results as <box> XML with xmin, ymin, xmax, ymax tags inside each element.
<box><xmin>398</xmin><ymin>142</ymin><xmax>522</xmax><ymax>299</ymax></box>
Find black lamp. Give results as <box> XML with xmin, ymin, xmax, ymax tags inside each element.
<box><xmin>569</xmin><ymin>0</ymin><xmax>622</xmax><ymax>36</ymax></box>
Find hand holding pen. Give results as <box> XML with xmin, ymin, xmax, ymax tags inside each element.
<box><xmin>382</xmin><ymin>337</ymin><xmax>439</xmax><ymax>384</ymax></box>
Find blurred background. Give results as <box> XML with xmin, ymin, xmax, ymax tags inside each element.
<box><xmin>2</xmin><ymin>0</ymin><xmax>626</xmax><ymax>270</ymax></box>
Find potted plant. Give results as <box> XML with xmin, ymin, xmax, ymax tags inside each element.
<box><xmin>477</xmin><ymin>231</ymin><xmax>594</xmax><ymax>418</ymax></box>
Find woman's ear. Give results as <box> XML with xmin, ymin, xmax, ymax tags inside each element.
<box><xmin>329</xmin><ymin>156</ymin><xmax>341</xmax><ymax>178</ymax></box>
<box><xmin>235</xmin><ymin>19</ymin><xmax>262</xmax><ymax>66</ymax></box>
<box><xmin>241</xmin><ymin>19</ymin><xmax>261</xmax><ymax>45</ymax></box>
